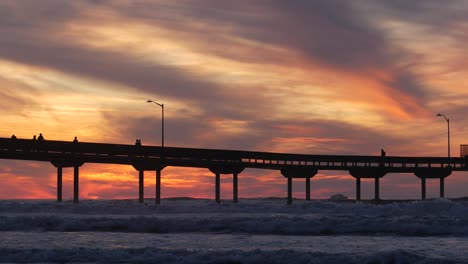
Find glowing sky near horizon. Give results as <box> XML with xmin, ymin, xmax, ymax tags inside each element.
<box><xmin>1</xmin><ymin>0</ymin><xmax>468</xmax><ymax>200</ymax></box>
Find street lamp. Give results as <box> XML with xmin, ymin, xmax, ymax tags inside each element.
<box><xmin>436</xmin><ymin>113</ymin><xmax>450</xmax><ymax>158</ymax></box>
<box><xmin>147</xmin><ymin>99</ymin><xmax>164</xmax><ymax>147</ymax></box>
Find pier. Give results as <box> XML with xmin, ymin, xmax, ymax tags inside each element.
<box><xmin>0</xmin><ymin>137</ymin><xmax>466</xmax><ymax>204</ymax></box>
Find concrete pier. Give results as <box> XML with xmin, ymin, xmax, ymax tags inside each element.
<box><xmin>51</xmin><ymin>161</ymin><xmax>84</xmax><ymax>203</ymax></box>
<box><xmin>287</xmin><ymin>176</ymin><xmax>293</xmax><ymax>204</ymax></box>
<box><xmin>233</xmin><ymin>172</ymin><xmax>239</xmax><ymax>203</ymax></box>
<box><xmin>139</xmin><ymin>170</ymin><xmax>144</xmax><ymax>203</ymax></box>
<box><xmin>209</xmin><ymin>165</ymin><xmax>244</xmax><ymax>203</ymax></box>
<box><xmin>156</xmin><ymin>169</ymin><xmax>162</xmax><ymax>204</ymax></box>
<box><xmin>215</xmin><ymin>170</ymin><xmax>221</xmax><ymax>203</ymax></box>
<box><xmin>350</xmin><ymin>168</ymin><xmax>387</xmax><ymax>201</ymax></box>
<box><xmin>0</xmin><ymin>137</ymin><xmax>462</xmax><ymax>205</ymax></box>
<box><xmin>414</xmin><ymin>167</ymin><xmax>452</xmax><ymax>199</ymax></box>
<box><xmin>440</xmin><ymin>177</ymin><xmax>445</xmax><ymax>198</ymax></box>
<box><xmin>421</xmin><ymin>177</ymin><xmax>426</xmax><ymax>200</ymax></box>
<box><xmin>73</xmin><ymin>165</ymin><xmax>79</xmax><ymax>203</ymax></box>
<box><xmin>374</xmin><ymin>176</ymin><xmax>380</xmax><ymax>201</ymax></box>
<box><xmin>280</xmin><ymin>168</ymin><xmax>318</xmax><ymax>204</ymax></box>
<box><xmin>355</xmin><ymin>176</ymin><xmax>361</xmax><ymax>201</ymax></box>
<box><xmin>131</xmin><ymin>161</ymin><xmax>166</xmax><ymax>204</ymax></box>
<box><xmin>57</xmin><ymin>167</ymin><xmax>62</xmax><ymax>202</ymax></box>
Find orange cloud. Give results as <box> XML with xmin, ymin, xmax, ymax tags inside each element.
<box><xmin>1</xmin><ymin>1</ymin><xmax>468</xmax><ymax>200</ymax></box>
<box><xmin>272</xmin><ymin>137</ymin><xmax>351</xmax><ymax>143</ymax></box>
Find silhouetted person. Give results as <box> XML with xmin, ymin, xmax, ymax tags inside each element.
<box><xmin>9</xmin><ymin>134</ymin><xmax>17</xmax><ymax>151</ymax></box>
<box><xmin>37</xmin><ymin>133</ymin><xmax>46</xmax><ymax>152</ymax></box>
<box><xmin>134</xmin><ymin>139</ymin><xmax>142</xmax><ymax>157</ymax></box>
<box><xmin>31</xmin><ymin>135</ymin><xmax>37</xmax><ymax>152</ymax></box>
<box><xmin>380</xmin><ymin>149</ymin><xmax>386</xmax><ymax>167</ymax></box>
<box><xmin>71</xmin><ymin>137</ymin><xmax>78</xmax><ymax>155</ymax></box>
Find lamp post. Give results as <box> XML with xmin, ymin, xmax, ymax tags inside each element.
<box><xmin>436</xmin><ymin>113</ymin><xmax>450</xmax><ymax>159</ymax></box>
<box><xmin>147</xmin><ymin>99</ymin><xmax>164</xmax><ymax>147</ymax></box>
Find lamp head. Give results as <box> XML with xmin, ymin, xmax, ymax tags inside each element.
<box><xmin>147</xmin><ymin>99</ymin><xmax>152</xmax><ymax>103</ymax></box>
<box><xmin>436</xmin><ymin>113</ymin><xmax>449</xmax><ymax>121</ymax></box>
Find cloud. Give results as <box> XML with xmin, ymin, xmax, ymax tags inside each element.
<box><xmin>272</xmin><ymin>137</ymin><xmax>351</xmax><ymax>144</ymax></box>
<box><xmin>372</xmin><ymin>0</ymin><xmax>468</xmax><ymax>27</ymax></box>
<box><xmin>0</xmin><ymin>75</ymin><xmax>42</xmax><ymax>114</ymax></box>
<box><xmin>110</xmin><ymin>1</ymin><xmax>391</xmax><ymax>68</ymax></box>
<box><xmin>0</xmin><ymin>0</ymin><xmax>443</xmax><ymax>128</ymax></box>
<box><xmin>102</xmin><ymin>109</ymin><xmax>437</xmax><ymax>157</ymax></box>
<box><xmin>109</xmin><ymin>1</ymin><xmax>433</xmax><ymax>117</ymax></box>
<box><xmin>0</xmin><ymin>2</ymin><xmax>281</xmax><ymax>123</ymax></box>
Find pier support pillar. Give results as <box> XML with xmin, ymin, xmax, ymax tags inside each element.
<box><xmin>305</xmin><ymin>177</ymin><xmax>311</xmax><ymax>201</ymax></box>
<box><xmin>356</xmin><ymin>177</ymin><xmax>361</xmax><ymax>201</ymax></box>
<box><xmin>421</xmin><ymin>177</ymin><xmax>426</xmax><ymax>200</ymax></box>
<box><xmin>440</xmin><ymin>177</ymin><xmax>445</xmax><ymax>198</ymax></box>
<box><xmin>233</xmin><ymin>173</ymin><xmax>238</xmax><ymax>203</ymax></box>
<box><xmin>374</xmin><ymin>176</ymin><xmax>380</xmax><ymax>201</ymax></box>
<box><xmin>73</xmin><ymin>165</ymin><xmax>79</xmax><ymax>204</ymax></box>
<box><xmin>414</xmin><ymin>167</ymin><xmax>452</xmax><ymax>200</ymax></box>
<box><xmin>215</xmin><ymin>171</ymin><xmax>221</xmax><ymax>203</ymax></box>
<box><xmin>131</xmin><ymin>161</ymin><xmax>166</xmax><ymax>205</ymax></box>
<box><xmin>131</xmin><ymin>159</ymin><xmax>167</xmax><ymax>204</ymax></box>
<box><xmin>156</xmin><ymin>169</ymin><xmax>161</xmax><ymax>204</ymax></box>
<box><xmin>51</xmin><ymin>161</ymin><xmax>84</xmax><ymax>204</ymax></box>
<box><xmin>280</xmin><ymin>168</ymin><xmax>318</xmax><ymax>205</ymax></box>
<box><xmin>57</xmin><ymin>167</ymin><xmax>62</xmax><ymax>202</ymax></box>
<box><xmin>209</xmin><ymin>165</ymin><xmax>244</xmax><ymax>204</ymax></box>
<box><xmin>350</xmin><ymin>168</ymin><xmax>386</xmax><ymax>202</ymax></box>
<box><xmin>139</xmin><ymin>170</ymin><xmax>144</xmax><ymax>203</ymax></box>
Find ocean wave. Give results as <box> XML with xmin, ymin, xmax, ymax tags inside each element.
<box><xmin>0</xmin><ymin>248</ymin><xmax>452</xmax><ymax>264</ymax></box>
<box><xmin>0</xmin><ymin>198</ymin><xmax>467</xmax><ymax>236</ymax></box>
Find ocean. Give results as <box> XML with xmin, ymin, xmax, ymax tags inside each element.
<box><xmin>0</xmin><ymin>198</ymin><xmax>467</xmax><ymax>263</ymax></box>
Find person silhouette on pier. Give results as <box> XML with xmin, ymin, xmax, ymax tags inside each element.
<box><xmin>9</xmin><ymin>134</ymin><xmax>17</xmax><ymax>151</ymax></box>
<box><xmin>135</xmin><ymin>139</ymin><xmax>142</xmax><ymax>146</ymax></box>
<box><xmin>134</xmin><ymin>139</ymin><xmax>142</xmax><ymax>157</ymax></box>
<box><xmin>71</xmin><ymin>137</ymin><xmax>79</xmax><ymax>154</ymax></box>
<box><xmin>31</xmin><ymin>135</ymin><xmax>37</xmax><ymax>152</ymax></box>
<box><xmin>380</xmin><ymin>149</ymin><xmax>386</xmax><ymax>167</ymax></box>
<box><xmin>37</xmin><ymin>133</ymin><xmax>46</xmax><ymax>152</ymax></box>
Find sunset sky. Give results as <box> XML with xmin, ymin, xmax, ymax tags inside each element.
<box><xmin>1</xmin><ymin>0</ymin><xmax>468</xmax><ymax>200</ymax></box>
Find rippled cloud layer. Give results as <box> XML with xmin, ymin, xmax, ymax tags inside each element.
<box><xmin>0</xmin><ymin>0</ymin><xmax>467</xmax><ymax>199</ymax></box>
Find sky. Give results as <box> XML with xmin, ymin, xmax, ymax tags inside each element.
<box><xmin>1</xmin><ymin>0</ymin><xmax>468</xmax><ymax>200</ymax></box>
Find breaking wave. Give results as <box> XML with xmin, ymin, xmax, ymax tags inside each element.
<box><xmin>0</xmin><ymin>198</ymin><xmax>467</xmax><ymax>236</ymax></box>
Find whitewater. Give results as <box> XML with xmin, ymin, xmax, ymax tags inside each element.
<box><xmin>1</xmin><ymin>198</ymin><xmax>468</xmax><ymax>263</ymax></box>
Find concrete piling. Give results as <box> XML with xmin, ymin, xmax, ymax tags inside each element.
<box><xmin>139</xmin><ymin>170</ymin><xmax>144</xmax><ymax>203</ymax></box>
<box><xmin>57</xmin><ymin>167</ymin><xmax>62</xmax><ymax>202</ymax></box>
